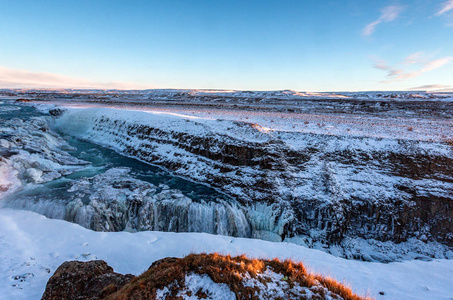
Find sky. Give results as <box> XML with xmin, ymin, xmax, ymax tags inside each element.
<box><xmin>0</xmin><ymin>0</ymin><xmax>452</xmax><ymax>92</ymax></box>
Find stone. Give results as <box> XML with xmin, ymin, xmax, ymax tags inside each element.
<box><xmin>41</xmin><ymin>260</ymin><xmax>134</xmax><ymax>300</ymax></box>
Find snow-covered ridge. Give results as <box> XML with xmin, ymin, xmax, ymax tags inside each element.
<box><xmin>48</xmin><ymin>106</ymin><xmax>453</xmax><ymax>261</ymax></box>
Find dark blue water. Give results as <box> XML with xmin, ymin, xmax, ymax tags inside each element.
<box><xmin>63</xmin><ymin>135</ymin><xmax>229</xmax><ymax>202</ymax></box>
<box><xmin>0</xmin><ymin>99</ymin><xmax>45</xmax><ymax>120</ymax></box>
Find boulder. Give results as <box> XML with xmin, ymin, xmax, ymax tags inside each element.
<box><xmin>41</xmin><ymin>260</ymin><xmax>134</xmax><ymax>300</ymax></box>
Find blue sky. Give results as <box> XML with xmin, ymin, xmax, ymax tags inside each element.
<box><xmin>0</xmin><ymin>0</ymin><xmax>452</xmax><ymax>91</ymax></box>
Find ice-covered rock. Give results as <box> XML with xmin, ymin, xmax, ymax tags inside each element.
<box><xmin>0</xmin><ymin>115</ymin><xmax>88</xmax><ymax>200</ymax></box>
<box><xmin>8</xmin><ymin>167</ymin><xmax>253</xmax><ymax>237</ymax></box>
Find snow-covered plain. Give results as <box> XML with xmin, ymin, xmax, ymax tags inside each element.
<box><xmin>1</xmin><ymin>209</ymin><xmax>453</xmax><ymax>300</ymax></box>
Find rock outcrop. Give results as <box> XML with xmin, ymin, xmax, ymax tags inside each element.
<box><xmin>41</xmin><ymin>260</ymin><xmax>133</xmax><ymax>300</ymax></box>
<box><xmin>42</xmin><ymin>254</ymin><xmax>370</xmax><ymax>300</ymax></box>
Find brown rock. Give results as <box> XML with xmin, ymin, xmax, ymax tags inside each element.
<box><xmin>41</xmin><ymin>260</ymin><xmax>134</xmax><ymax>300</ymax></box>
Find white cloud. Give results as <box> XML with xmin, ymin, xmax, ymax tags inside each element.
<box><xmin>402</xmin><ymin>51</ymin><xmax>426</xmax><ymax>65</ymax></box>
<box><xmin>372</xmin><ymin>59</ymin><xmax>403</xmax><ymax>78</ymax></box>
<box><xmin>398</xmin><ymin>57</ymin><xmax>452</xmax><ymax>80</ymax></box>
<box><xmin>435</xmin><ymin>0</ymin><xmax>453</xmax><ymax>16</ymax></box>
<box><xmin>363</xmin><ymin>20</ymin><xmax>381</xmax><ymax>36</ymax></box>
<box><xmin>373</xmin><ymin>53</ymin><xmax>452</xmax><ymax>83</ymax></box>
<box><xmin>373</xmin><ymin>60</ymin><xmax>392</xmax><ymax>71</ymax></box>
<box><xmin>0</xmin><ymin>66</ymin><xmax>151</xmax><ymax>90</ymax></box>
<box><xmin>408</xmin><ymin>84</ymin><xmax>452</xmax><ymax>91</ymax></box>
<box><xmin>362</xmin><ymin>5</ymin><xmax>405</xmax><ymax>36</ymax></box>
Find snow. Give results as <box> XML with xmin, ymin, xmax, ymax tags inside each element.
<box><xmin>177</xmin><ymin>273</ymin><xmax>235</xmax><ymax>300</ymax></box>
<box><xmin>51</xmin><ymin>103</ymin><xmax>453</xmax><ymax>145</ymax></box>
<box><xmin>0</xmin><ymin>116</ymin><xmax>88</xmax><ymax>201</ymax></box>
<box><xmin>6</xmin><ymin>87</ymin><xmax>453</xmax><ymax>143</ymax></box>
<box><xmin>51</xmin><ymin>107</ymin><xmax>452</xmax><ymax>193</ymax></box>
<box><xmin>242</xmin><ymin>268</ymin><xmax>339</xmax><ymax>299</ymax></box>
<box><xmin>1</xmin><ymin>209</ymin><xmax>453</xmax><ymax>300</ymax></box>
<box><xmin>0</xmin><ymin>162</ymin><xmax>21</xmax><ymax>199</ymax></box>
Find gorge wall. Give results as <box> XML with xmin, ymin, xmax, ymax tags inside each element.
<box><xmin>51</xmin><ymin>107</ymin><xmax>453</xmax><ymax>260</ymax></box>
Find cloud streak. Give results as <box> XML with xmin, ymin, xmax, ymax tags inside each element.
<box><xmin>372</xmin><ymin>59</ymin><xmax>403</xmax><ymax>78</ymax></box>
<box><xmin>362</xmin><ymin>5</ymin><xmax>404</xmax><ymax>36</ymax></box>
<box><xmin>435</xmin><ymin>0</ymin><xmax>453</xmax><ymax>16</ymax></box>
<box><xmin>0</xmin><ymin>66</ymin><xmax>151</xmax><ymax>90</ymax></box>
<box><xmin>396</xmin><ymin>57</ymin><xmax>452</xmax><ymax>80</ymax></box>
<box><xmin>373</xmin><ymin>53</ymin><xmax>452</xmax><ymax>83</ymax></box>
<box><xmin>402</xmin><ymin>52</ymin><xmax>426</xmax><ymax>65</ymax></box>
<box><xmin>408</xmin><ymin>84</ymin><xmax>452</xmax><ymax>91</ymax></box>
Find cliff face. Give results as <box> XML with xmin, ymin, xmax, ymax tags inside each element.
<box><xmin>52</xmin><ymin>107</ymin><xmax>453</xmax><ymax>256</ymax></box>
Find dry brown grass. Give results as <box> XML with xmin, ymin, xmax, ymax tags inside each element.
<box><xmin>106</xmin><ymin>253</ymin><xmax>373</xmax><ymax>300</ymax></box>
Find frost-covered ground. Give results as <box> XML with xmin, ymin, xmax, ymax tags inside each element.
<box><xmin>1</xmin><ymin>209</ymin><xmax>453</xmax><ymax>300</ymax></box>
<box><xmin>47</xmin><ymin>102</ymin><xmax>452</xmax><ymax>143</ymax></box>
<box><xmin>22</xmin><ymin>88</ymin><xmax>452</xmax><ymax>142</ymax></box>
<box><xmin>4</xmin><ymin>88</ymin><xmax>453</xmax><ymax>143</ymax></box>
